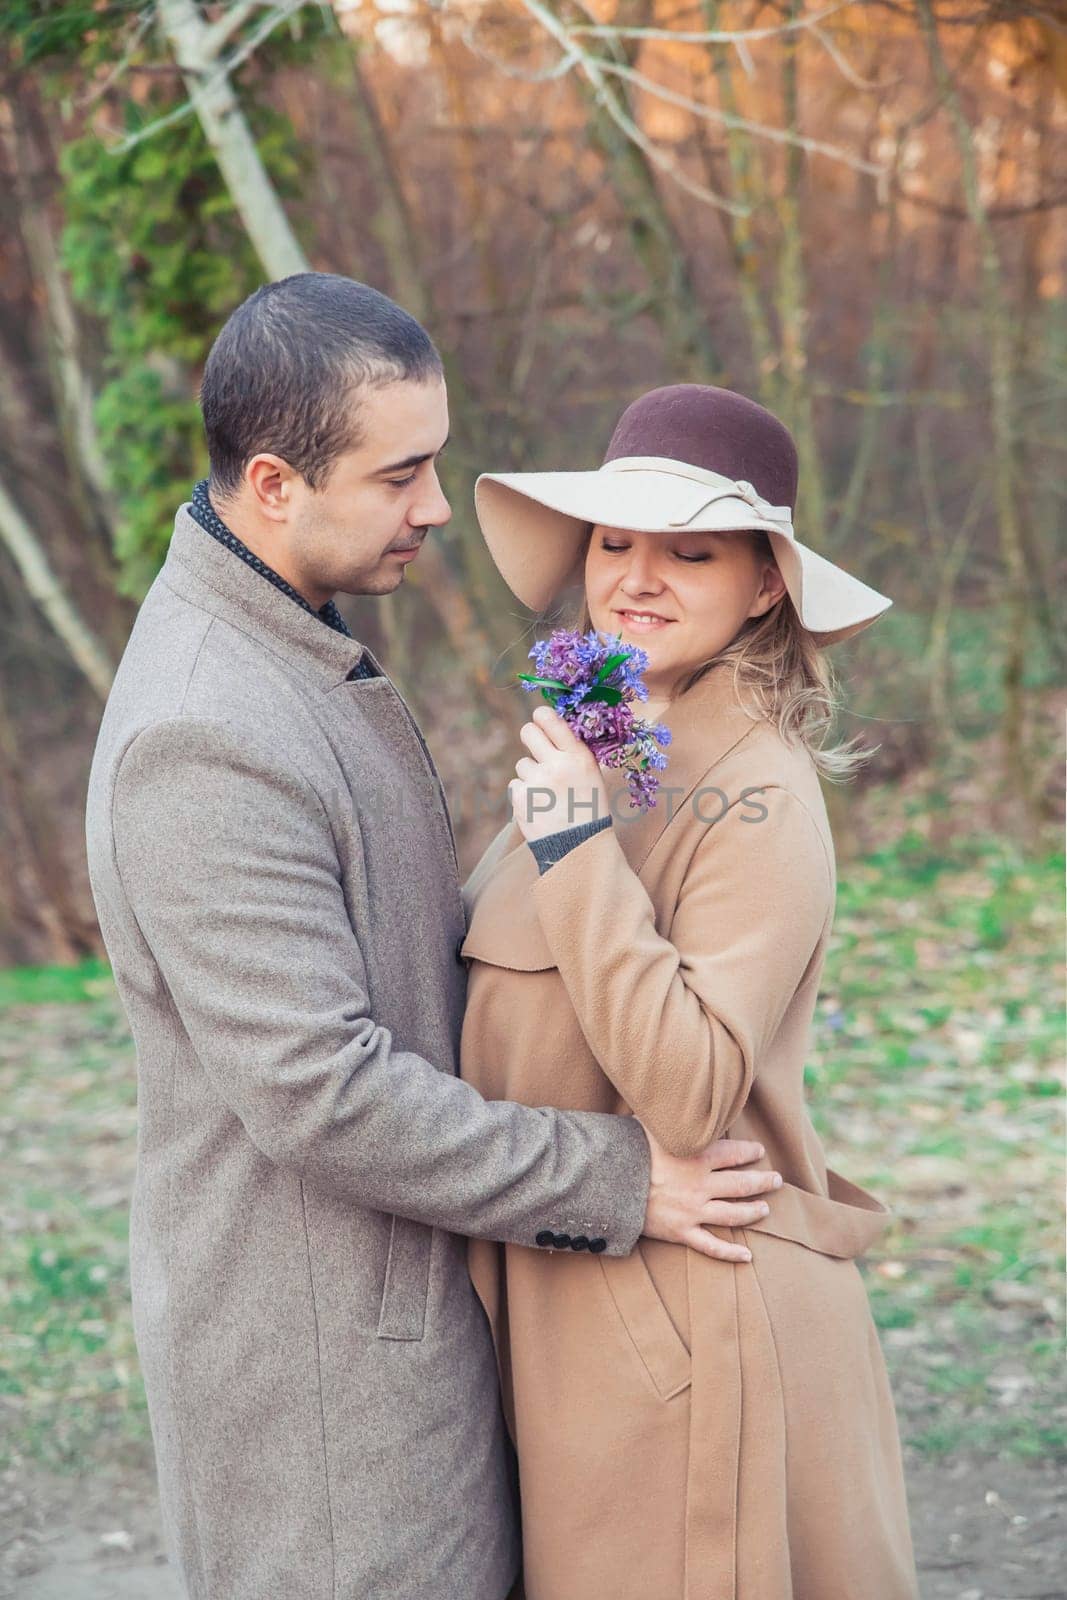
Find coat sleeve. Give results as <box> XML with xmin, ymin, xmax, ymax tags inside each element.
<box><xmin>109</xmin><ymin>718</ymin><xmax>650</xmax><ymax>1254</ymax></box>
<box><xmin>530</xmin><ymin>786</ymin><xmax>834</xmax><ymax>1157</ymax></box>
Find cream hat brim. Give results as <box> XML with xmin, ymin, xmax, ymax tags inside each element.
<box><xmin>474</xmin><ymin>456</ymin><xmax>892</xmax><ymax>648</ymax></box>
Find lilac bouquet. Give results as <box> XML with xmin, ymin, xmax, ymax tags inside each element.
<box><xmin>519</xmin><ymin>628</ymin><xmax>672</xmax><ymax>812</ymax></box>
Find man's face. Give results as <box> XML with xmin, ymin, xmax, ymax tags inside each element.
<box><xmin>274</xmin><ymin>376</ymin><xmax>451</xmax><ymax>603</ymax></box>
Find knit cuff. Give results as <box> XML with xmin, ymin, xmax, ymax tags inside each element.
<box><xmin>527</xmin><ymin>815</ymin><xmax>614</xmax><ymax>875</ymax></box>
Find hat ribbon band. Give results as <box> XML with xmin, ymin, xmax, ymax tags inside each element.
<box><xmin>600</xmin><ymin>457</ymin><xmax>793</xmax><ymax>534</ymax></box>
<box><xmin>665</xmin><ymin>485</ymin><xmax>791</xmax><ymax>534</ymax></box>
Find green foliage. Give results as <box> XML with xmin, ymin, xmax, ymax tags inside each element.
<box><xmin>0</xmin><ymin>956</ymin><xmax>109</xmax><ymax>1009</ymax></box>
<box><xmin>8</xmin><ymin>1</ymin><xmax>327</xmax><ymax>597</ymax></box>
<box><xmin>59</xmin><ymin>96</ymin><xmax>308</xmax><ymax>595</ymax></box>
<box><xmin>0</xmin><ymin>0</ymin><xmax>124</xmax><ymax>64</ymax></box>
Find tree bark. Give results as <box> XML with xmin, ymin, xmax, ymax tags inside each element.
<box><xmin>0</xmin><ymin>675</ymin><xmax>98</xmax><ymax>964</ymax></box>
<box><xmin>156</xmin><ymin>0</ymin><xmax>310</xmax><ymax>280</ymax></box>
<box><xmin>2</xmin><ymin>74</ymin><xmax>114</xmax><ymax>549</ymax></box>
<box><xmin>702</xmin><ymin>0</ymin><xmax>778</xmax><ymax>401</ymax></box>
<box><xmin>774</xmin><ymin>0</ymin><xmax>826</xmax><ymax>535</ymax></box>
<box><xmin>0</xmin><ymin>470</ymin><xmax>115</xmax><ymax>701</ymax></box>
<box><xmin>916</xmin><ymin>0</ymin><xmax>1034</xmax><ymax>815</ymax></box>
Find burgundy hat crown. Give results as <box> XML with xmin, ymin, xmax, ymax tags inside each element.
<box><xmin>604</xmin><ymin>384</ymin><xmax>799</xmax><ymax>515</ymax></box>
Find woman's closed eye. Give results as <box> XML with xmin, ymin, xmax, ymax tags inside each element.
<box><xmin>600</xmin><ymin>541</ymin><xmax>710</xmax><ymax>563</ymax></box>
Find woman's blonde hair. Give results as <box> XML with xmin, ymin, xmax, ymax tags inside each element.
<box><xmin>570</xmin><ymin>529</ymin><xmax>879</xmax><ymax>783</ymax></box>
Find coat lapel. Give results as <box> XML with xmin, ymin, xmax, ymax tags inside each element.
<box><xmin>461</xmin><ymin>662</ymin><xmax>763</xmax><ymax>970</ymax></box>
<box><xmin>603</xmin><ymin>660</ymin><xmax>762</xmax><ymax>873</ymax></box>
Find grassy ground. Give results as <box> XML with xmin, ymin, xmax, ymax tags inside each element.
<box><xmin>808</xmin><ymin>830</ymin><xmax>1065</xmax><ymax>1466</ymax></box>
<box><xmin>1</xmin><ymin>832</ymin><xmax>1062</xmax><ymax>1482</ymax></box>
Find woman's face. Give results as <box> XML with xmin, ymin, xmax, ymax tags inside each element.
<box><xmin>584</xmin><ymin>523</ymin><xmax>787</xmax><ymax>700</ymax></box>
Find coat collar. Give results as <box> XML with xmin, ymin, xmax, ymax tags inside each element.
<box><xmin>461</xmin><ymin>660</ymin><xmax>766</xmax><ymax>968</ymax></box>
<box><xmin>602</xmin><ymin>659</ymin><xmax>764</xmax><ymax>872</ymax></box>
<box><xmin>160</xmin><ymin>503</ymin><xmax>372</xmax><ymax>688</ymax></box>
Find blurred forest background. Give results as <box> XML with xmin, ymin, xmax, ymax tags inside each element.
<box><xmin>1</xmin><ymin>3</ymin><xmax>1065</xmax><ymax>1592</ymax></box>
<box><xmin>0</xmin><ymin>0</ymin><xmax>1063</xmax><ymax>965</ymax></box>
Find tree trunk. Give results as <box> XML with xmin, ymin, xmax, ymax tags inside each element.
<box><xmin>774</xmin><ymin>0</ymin><xmax>827</xmax><ymax>535</ymax></box>
<box><xmin>0</xmin><ymin>676</ymin><xmax>96</xmax><ymax>964</ymax></box>
<box><xmin>702</xmin><ymin>0</ymin><xmax>778</xmax><ymax>401</ymax></box>
<box><xmin>2</xmin><ymin>74</ymin><xmax>114</xmax><ymax>551</ymax></box>
<box><xmin>917</xmin><ymin>0</ymin><xmax>1034</xmax><ymax>816</ymax></box>
<box><xmin>156</xmin><ymin>0</ymin><xmax>310</xmax><ymax>280</ymax></box>
<box><xmin>0</xmin><ymin>470</ymin><xmax>115</xmax><ymax>701</ymax></box>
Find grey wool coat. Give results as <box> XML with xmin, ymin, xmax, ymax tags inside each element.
<box><xmin>84</xmin><ymin>504</ymin><xmax>652</xmax><ymax>1600</ymax></box>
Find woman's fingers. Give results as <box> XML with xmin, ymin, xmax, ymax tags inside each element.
<box><xmin>518</xmin><ymin>720</ymin><xmax>557</xmax><ymax>762</ymax></box>
<box><xmin>531</xmin><ymin>704</ymin><xmax>582</xmax><ymax>750</ymax></box>
<box><xmin>686</xmin><ymin>1226</ymin><xmax>752</xmax><ymax>1264</ymax></box>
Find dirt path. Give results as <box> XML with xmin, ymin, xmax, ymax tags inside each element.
<box><xmin>2</xmin><ymin>1454</ymin><xmax>1062</xmax><ymax>1599</ymax></box>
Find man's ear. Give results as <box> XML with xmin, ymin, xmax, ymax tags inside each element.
<box><xmin>246</xmin><ymin>454</ymin><xmax>298</xmax><ymax>519</ymax></box>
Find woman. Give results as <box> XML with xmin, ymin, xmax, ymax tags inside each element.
<box><xmin>459</xmin><ymin>386</ymin><xmax>919</xmax><ymax>1600</ymax></box>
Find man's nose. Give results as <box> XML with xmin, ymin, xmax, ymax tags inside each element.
<box><xmin>411</xmin><ymin>472</ymin><xmax>451</xmax><ymax>530</ymax></box>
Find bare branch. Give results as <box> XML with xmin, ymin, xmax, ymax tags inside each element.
<box><xmin>459</xmin><ymin>21</ymin><xmax>579</xmax><ymax>83</ymax></box>
<box><xmin>145</xmin><ymin>0</ymin><xmax>310</xmax><ymax>278</ymax></box>
<box><xmin>597</xmin><ymin>57</ymin><xmax>887</xmax><ymax>179</ymax></box>
<box><xmin>895</xmin><ymin>185</ymin><xmax>1067</xmax><ymax>220</ymax></box>
<box><xmin>808</xmin><ymin>22</ymin><xmax>896</xmax><ymax>92</ymax></box>
<box><xmin>74</xmin><ymin>5</ymin><xmax>155</xmax><ymax>109</ymax></box>
<box><xmin>567</xmin><ymin>2</ymin><xmax>849</xmax><ymax>45</ymax></box>
<box><xmin>0</xmin><ymin>474</ymin><xmax>115</xmax><ymax>701</ymax></box>
<box><xmin>200</xmin><ymin>0</ymin><xmax>276</xmax><ymax>63</ymax></box>
<box><xmin>512</xmin><ymin>0</ymin><xmax>749</xmax><ymax>216</ymax></box>
<box><xmin>109</xmin><ymin>0</ymin><xmax>315</xmax><ymax>155</ymax></box>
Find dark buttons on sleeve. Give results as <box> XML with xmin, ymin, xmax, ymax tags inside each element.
<box><xmin>569</xmin><ymin>1236</ymin><xmax>589</xmax><ymax>1251</ymax></box>
<box><xmin>535</xmin><ymin>1230</ymin><xmax>555</xmax><ymax>1247</ymax></box>
<box><xmin>551</xmin><ymin>1233</ymin><xmax>572</xmax><ymax>1250</ymax></box>
<box><xmin>588</xmin><ymin>1237</ymin><xmax>607</xmax><ymax>1253</ymax></box>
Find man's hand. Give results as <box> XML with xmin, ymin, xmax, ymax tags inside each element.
<box><xmin>638</xmin><ymin>1124</ymin><xmax>781</xmax><ymax>1262</ymax></box>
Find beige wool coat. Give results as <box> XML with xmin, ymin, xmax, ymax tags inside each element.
<box><xmin>460</xmin><ymin>661</ymin><xmax>920</xmax><ymax>1600</ymax></box>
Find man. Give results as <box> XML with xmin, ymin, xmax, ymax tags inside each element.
<box><xmin>85</xmin><ymin>273</ymin><xmax>780</xmax><ymax>1600</ymax></box>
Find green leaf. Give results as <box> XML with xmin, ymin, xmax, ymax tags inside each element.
<box><xmin>593</xmin><ymin>651</ymin><xmax>631</xmax><ymax>684</ymax></box>
<box><xmin>517</xmin><ymin>675</ymin><xmax>568</xmax><ymax>692</ymax></box>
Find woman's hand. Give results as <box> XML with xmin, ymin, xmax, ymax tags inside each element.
<box><xmin>509</xmin><ymin>704</ymin><xmax>611</xmax><ymax>844</ymax></box>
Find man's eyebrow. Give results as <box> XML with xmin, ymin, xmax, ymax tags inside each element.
<box><xmin>373</xmin><ymin>433</ymin><xmax>450</xmax><ymax>477</ymax></box>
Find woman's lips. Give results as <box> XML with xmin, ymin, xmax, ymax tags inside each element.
<box><xmin>615</xmin><ymin>609</ymin><xmax>674</xmax><ymax>631</ymax></box>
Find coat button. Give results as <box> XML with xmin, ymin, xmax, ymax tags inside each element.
<box><xmin>455</xmin><ymin>937</ymin><xmax>468</xmax><ymax>965</ymax></box>
<box><xmin>588</xmin><ymin>1237</ymin><xmax>607</xmax><ymax>1253</ymax></box>
<box><xmin>535</xmin><ymin>1230</ymin><xmax>554</xmax><ymax>1247</ymax></box>
<box><xmin>569</xmin><ymin>1236</ymin><xmax>589</xmax><ymax>1251</ymax></box>
<box><xmin>551</xmin><ymin>1233</ymin><xmax>571</xmax><ymax>1250</ymax></box>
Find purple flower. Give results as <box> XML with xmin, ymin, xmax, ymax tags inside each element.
<box><xmin>518</xmin><ymin>627</ymin><xmax>672</xmax><ymax>811</ymax></box>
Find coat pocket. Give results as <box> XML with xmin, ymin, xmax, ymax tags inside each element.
<box><xmin>598</xmin><ymin>1244</ymin><xmax>692</xmax><ymax>1400</ymax></box>
<box><xmin>377</xmin><ymin>1214</ymin><xmax>433</xmax><ymax>1341</ymax></box>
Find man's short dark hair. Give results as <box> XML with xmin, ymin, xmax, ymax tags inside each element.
<box><xmin>199</xmin><ymin>273</ymin><xmax>444</xmax><ymax>497</ymax></box>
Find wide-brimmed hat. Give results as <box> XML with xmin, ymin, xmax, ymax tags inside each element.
<box><xmin>474</xmin><ymin>384</ymin><xmax>892</xmax><ymax>647</ymax></box>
